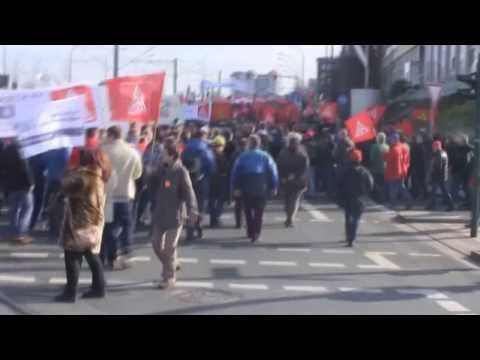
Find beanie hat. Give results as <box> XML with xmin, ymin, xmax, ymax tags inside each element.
<box><xmin>350</xmin><ymin>149</ymin><xmax>363</xmax><ymax>163</ymax></box>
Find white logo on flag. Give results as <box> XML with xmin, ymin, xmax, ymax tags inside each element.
<box><xmin>66</xmin><ymin>89</ymin><xmax>77</xmax><ymax>98</ymax></box>
<box><xmin>355</xmin><ymin>121</ymin><xmax>369</xmax><ymax>138</ymax></box>
<box><xmin>128</xmin><ymin>86</ymin><xmax>147</xmax><ymax>115</ymax></box>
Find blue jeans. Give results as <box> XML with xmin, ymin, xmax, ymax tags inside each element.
<box><xmin>8</xmin><ymin>191</ymin><xmax>33</xmax><ymax>237</ymax></box>
<box><xmin>307</xmin><ymin>166</ymin><xmax>317</xmax><ymax>197</ymax></box>
<box><xmin>428</xmin><ymin>180</ymin><xmax>454</xmax><ymax>210</ymax></box>
<box><xmin>385</xmin><ymin>179</ymin><xmax>412</xmax><ymax>208</ymax></box>
<box><xmin>318</xmin><ymin>165</ymin><xmax>335</xmax><ymax>196</ymax></box>
<box><xmin>450</xmin><ymin>175</ymin><xmax>468</xmax><ymax>203</ymax></box>
<box><xmin>101</xmin><ymin>202</ymin><xmax>133</xmax><ymax>264</ymax></box>
<box><xmin>344</xmin><ymin>199</ymin><xmax>363</xmax><ymax>243</ymax></box>
<box><xmin>209</xmin><ymin>196</ymin><xmax>225</xmax><ymax>225</ymax></box>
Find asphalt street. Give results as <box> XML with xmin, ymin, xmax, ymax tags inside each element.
<box><xmin>1</xmin><ymin>197</ymin><xmax>479</xmax><ymax>315</ymax></box>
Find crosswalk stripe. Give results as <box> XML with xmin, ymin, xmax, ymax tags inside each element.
<box><xmin>10</xmin><ymin>253</ymin><xmax>49</xmax><ymax>259</ymax></box>
<box><xmin>259</xmin><ymin>261</ymin><xmax>297</xmax><ymax>267</ymax></box>
<box><xmin>436</xmin><ymin>300</ymin><xmax>470</xmax><ymax>313</ymax></box>
<box><xmin>229</xmin><ymin>283</ymin><xmax>269</xmax><ymax>290</ymax></box>
<box><xmin>323</xmin><ymin>249</ymin><xmax>354</xmax><ymax>254</ymax></box>
<box><xmin>175</xmin><ymin>281</ymin><xmax>214</xmax><ymax>289</ymax></box>
<box><xmin>49</xmin><ymin>278</ymin><xmax>91</xmax><ymax>285</ymax></box>
<box><xmin>178</xmin><ymin>258</ymin><xmax>199</xmax><ymax>264</ymax></box>
<box><xmin>309</xmin><ymin>263</ymin><xmax>346</xmax><ymax>268</ymax></box>
<box><xmin>126</xmin><ymin>256</ymin><xmax>151</xmax><ymax>263</ymax></box>
<box><xmin>277</xmin><ymin>248</ymin><xmax>311</xmax><ymax>253</ymax></box>
<box><xmin>283</xmin><ymin>286</ymin><xmax>328</xmax><ymax>293</ymax></box>
<box><xmin>302</xmin><ymin>202</ymin><xmax>333</xmax><ymax>222</ymax></box>
<box><xmin>0</xmin><ymin>275</ymin><xmax>36</xmax><ymax>283</ymax></box>
<box><xmin>409</xmin><ymin>253</ymin><xmax>442</xmax><ymax>258</ymax></box>
<box><xmin>210</xmin><ymin>259</ymin><xmax>246</xmax><ymax>265</ymax></box>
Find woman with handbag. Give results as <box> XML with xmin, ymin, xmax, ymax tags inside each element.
<box><xmin>55</xmin><ymin>149</ymin><xmax>112</xmax><ymax>303</ymax></box>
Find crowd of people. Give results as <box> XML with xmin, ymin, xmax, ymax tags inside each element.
<box><xmin>0</xmin><ymin>118</ymin><xmax>476</xmax><ymax>302</ymax></box>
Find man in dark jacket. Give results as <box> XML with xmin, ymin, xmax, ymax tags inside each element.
<box><xmin>338</xmin><ymin>149</ymin><xmax>374</xmax><ymax>247</ymax></box>
<box><xmin>231</xmin><ymin>135</ymin><xmax>279</xmax><ymax>243</ymax></box>
<box><xmin>182</xmin><ymin>127</ymin><xmax>216</xmax><ymax>241</ymax></box>
<box><xmin>427</xmin><ymin>141</ymin><xmax>454</xmax><ymax>211</ymax></box>
<box><xmin>208</xmin><ymin>135</ymin><xmax>230</xmax><ymax>228</ymax></box>
<box><xmin>450</xmin><ymin>134</ymin><xmax>474</xmax><ymax>208</ymax></box>
<box><xmin>0</xmin><ymin>139</ymin><xmax>35</xmax><ymax>244</ymax></box>
<box><xmin>278</xmin><ymin>132</ymin><xmax>309</xmax><ymax>228</ymax></box>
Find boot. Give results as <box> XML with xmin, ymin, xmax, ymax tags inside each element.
<box><xmin>54</xmin><ymin>288</ymin><xmax>76</xmax><ymax>303</ymax></box>
<box><xmin>81</xmin><ymin>288</ymin><xmax>106</xmax><ymax>299</ymax></box>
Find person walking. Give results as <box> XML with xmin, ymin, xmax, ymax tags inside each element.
<box><xmin>333</xmin><ymin>129</ymin><xmax>355</xmax><ymax>195</ymax></box>
<box><xmin>55</xmin><ymin>148</ymin><xmax>112</xmax><ymax>303</ymax></box>
<box><xmin>338</xmin><ymin>149</ymin><xmax>374</xmax><ymax>247</ymax></box>
<box><xmin>316</xmin><ymin>128</ymin><xmax>336</xmax><ymax>199</ymax></box>
<box><xmin>426</xmin><ymin>141</ymin><xmax>454</xmax><ymax>211</ymax></box>
<box><xmin>208</xmin><ymin>135</ymin><xmax>229</xmax><ymax>228</ymax></box>
<box><xmin>450</xmin><ymin>134</ymin><xmax>474</xmax><ymax>208</ymax></box>
<box><xmin>231</xmin><ymin>137</ymin><xmax>248</xmax><ymax>229</ymax></box>
<box><xmin>0</xmin><ymin>139</ymin><xmax>35</xmax><ymax>245</ymax></box>
<box><xmin>231</xmin><ymin>135</ymin><xmax>279</xmax><ymax>242</ymax></box>
<box><xmin>410</xmin><ymin>133</ymin><xmax>429</xmax><ymax>200</ymax></box>
<box><xmin>369</xmin><ymin>132</ymin><xmax>389</xmax><ymax>203</ymax></box>
<box><xmin>384</xmin><ymin>133</ymin><xmax>413</xmax><ymax>210</ymax></box>
<box><xmin>182</xmin><ymin>127</ymin><xmax>216</xmax><ymax>241</ymax></box>
<box><xmin>101</xmin><ymin>126</ymin><xmax>143</xmax><ymax>271</ymax></box>
<box><xmin>149</xmin><ymin>139</ymin><xmax>198</xmax><ymax>289</ymax></box>
<box><xmin>277</xmin><ymin>132</ymin><xmax>309</xmax><ymax>228</ymax></box>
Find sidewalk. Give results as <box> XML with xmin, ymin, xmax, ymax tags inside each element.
<box><xmin>393</xmin><ymin>207</ymin><xmax>480</xmax><ymax>262</ymax></box>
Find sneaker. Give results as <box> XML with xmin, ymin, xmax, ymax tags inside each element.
<box><xmin>113</xmin><ymin>256</ymin><xmax>131</xmax><ymax>271</ymax></box>
<box><xmin>16</xmin><ymin>235</ymin><xmax>33</xmax><ymax>245</ymax></box>
<box><xmin>157</xmin><ymin>279</ymin><xmax>176</xmax><ymax>290</ymax></box>
<box><xmin>81</xmin><ymin>289</ymin><xmax>106</xmax><ymax>299</ymax></box>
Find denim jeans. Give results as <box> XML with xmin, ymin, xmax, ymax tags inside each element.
<box><xmin>242</xmin><ymin>195</ymin><xmax>266</xmax><ymax>238</ymax></box>
<box><xmin>307</xmin><ymin>166</ymin><xmax>317</xmax><ymax>197</ymax></box>
<box><xmin>428</xmin><ymin>180</ymin><xmax>454</xmax><ymax>210</ymax></box>
<box><xmin>318</xmin><ymin>165</ymin><xmax>335</xmax><ymax>196</ymax></box>
<box><xmin>101</xmin><ymin>202</ymin><xmax>133</xmax><ymax>265</ymax></box>
<box><xmin>385</xmin><ymin>179</ymin><xmax>412</xmax><ymax>208</ymax></box>
<box><xmin>8</xmin><ymin>191</ymin><xmax>34</xmax><ymax>237</ymax></box>
<box><xmin>344</xmin><ymin>199</ymin><xmax>363</xmax><ymax>243</ymax></box>
<box><xmin>208</xmin><ymin>196</ymin><xmax>225</xmax><ymax>225</ymax></box>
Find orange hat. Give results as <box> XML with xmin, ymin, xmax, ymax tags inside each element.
<box><xmin>350</xmin><ymin>149</ymin><xmax>363</xmax><ymax>163</ymax></box>
<box><xmin>432</xmin><ymin>141</ymin><xmax>442</xmax><ymax>151</ymax></box>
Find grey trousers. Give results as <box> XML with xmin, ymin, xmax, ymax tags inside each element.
<box><xmin>284</xmin><ymin>188</ymin><xmax>305</xmax><ymax>223</ymax></box>
<box><xmin>152</xmin><ymin>226</ymin><xmax>183</xmax><ymax>282</ymax></box>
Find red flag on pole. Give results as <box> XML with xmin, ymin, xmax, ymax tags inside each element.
<box><xmin>318</xmin><ymin>101</ymin><xmax>337</xmax><ymax>124</ymax></box>
<box><xmin>345</xmin><ymin>111</ymin><xmax>377</xmax><ymax>144</ymax></box>
<box><xmin>393</xmin><ymin>119</ymin><xmax>415</xmax><ymax>137</ymax></box>
<box><xmin>51</xmin><ymin>85</ymin><xmax>97</xmax><ymax>122</ymax></box>
<box><xmin>366</xmin><ymin>105</ymin><xmax>386</xmax><ymax>126</ymax></box>
<box><xmin>106</xmin><ymin>73</ymin><xmax>166</xmax><ymax>123</ymax></box>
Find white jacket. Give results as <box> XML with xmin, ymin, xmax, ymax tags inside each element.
<box><xmin>102</xmin><ymin>139</ymin><xmax>143</xmax><ymax>202</ymax></box>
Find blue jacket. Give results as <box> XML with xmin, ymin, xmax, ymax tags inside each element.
<box><xmin>182</xmin><ymin>139</ymin><xmax>216</xmax><ymax>180</ymax></box>
<box><xmin>45</xmin><ymin>148</ymin><xmax>70</xmax><ymax>182</ymax></box>
<box><xmin>231</xmin><ymin>149</ymin><xmax>279</xmax><ymax>197</ymax></box>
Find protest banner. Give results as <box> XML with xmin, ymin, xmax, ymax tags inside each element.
<box><xmin>16</xmin><ymin>96</ymin><xmax>87</xmax><ymax>158</ymax></box>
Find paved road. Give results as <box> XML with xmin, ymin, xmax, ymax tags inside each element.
<box><xmin>0</xmin><ymin>198</ymin><xmax>479</xmax><ymax>315</ymax></box>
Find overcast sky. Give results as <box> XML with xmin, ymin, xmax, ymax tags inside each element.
<box><xmin>2</xmin><ymin>45</ymin><xmax>341</xmax><ymax>95</ymax></box>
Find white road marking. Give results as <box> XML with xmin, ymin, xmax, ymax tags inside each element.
<box><xmin>229</xmin><ymin>283</ymin><xmax>269</xmax><ymax>290</ymax></box>
<box><xmin>126</xmin><ymin>256</ymin><xmax>151</xmax><ymax>263</ymax></box>
<box><xmin>277</xmin><ymin>248</ymin><xmax>311</xmax><ymax>253</ymax></box>
<box><xmin>323</xmin><ymin>249</ymin><xmax>354</xmax><ymax>254</ymax></box>
<box><xmin>409</xmin><ymin>253</ymin><xmax>442</xmax><ymax>258</ymax></box>
<box><xmin>358</xmin><ymin>252</ymin><xmax>401</xmax><ymax>270</ymax></box>
<box><xmin>210</xmin><ymin>259</ymin><xmax>247</xmax><ymax>265</ymax></box>
<box><xmin>283</xmin><ymin>285</ymin><xmax>328</xmax><ymax>293</ymax></box>
<box><xmin>49</xmin><ymin>278</ymin><xmax>91</xmax><ymax>285</ymax></box>
<box><xmin>175</xmin><ymin>281</ymin><xmax>214</xmax><ymax>289</ymax></box>
<box><xmin>178</xmin><ymin>258</ymin><xmax>199</xmax><ymax>264</ymax></box>
<box><xmin>0</xmin><ymin>275</ymin><xmax>36</xmax><ymax>284</ymax></box>
<box><xmin>10</xmin><ymin>252</ymin><xmax>49</xmax><ymax>259</ymax></box>
<box><xmin>436</xmin><ymin>300</ymin><xmax>470</xmax><ymax>313</ymax></box>
<box><xmin>397</xmin><ymin>289</ymin><xmax>449</xmax><ymax>299</ymax></box>
<box><xmin>302</xmin><ymin>202</ymin><xmax>333</xmax><ymax>222</ymax></box>
<box><xmin>59</xmin><ymin>254</ymin><xmax>64</xmax><ymax>259</ymax></box>
<box><xmin>338</xmin><ymin>287</ymin><xmax>383</xmax><ymax>294</ymax></box>
<box><xmin>309</xmin><ymin>262</ymin><xmax>346</xmax><ymax>268</ymax></box>
<box><xmin>259</xmin><ymin>261</ymin><xmax>297</xmax><ymax>267</ymax></box>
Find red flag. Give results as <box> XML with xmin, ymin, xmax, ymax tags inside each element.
<box><xmin>412</xmin><ymin>108</ymin><xmax>430</xmax><ymax>122</ymax></box>
<box><xmin>211</xmin><ymin>100</ymin><xmax>233</xmax><ymax>122</ymax></box>
<box><xmin>318</xmin><ymin>101</ymin><xmax>337</xmax><ymax>124</ymax></box>
<box><xmin>345</xmin><ymin>111</ymin><xmax>377</xmax><ymax>144</ymax></box>
<box><xmin>393</xmin><ymin>119</ymin><xmax>415</xmax><ymax>137</ymax></box>
<box><xmin>51</xmin><ymin>85</ymin><xmax>97</xmax><ymax>122</ymax></box>
<box><xmin>367</xmin><ymin>105</ymin><xmax>386</xmax><ymax>126</ymax></box>
<box><xmin>263</xmin><ymin>104</ymin><xmax>276</xmax><ymax>124</ymax></box>
<box><xmin>106</xmin><ymin>73</ymin><xmax>165</xmax><ymax>123</ymax></box>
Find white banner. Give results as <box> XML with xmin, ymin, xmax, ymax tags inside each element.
<box><xmin>183</xmin><ymin>104</ymin><xmax>199</xmax><ymax>120</ymax></box>
<box><xmin>17</xmin><ymin>96</ymin><xmax>87</xmax><ymax>158</ymax></box>
<box><xmin>160</xmin><ymin>96</ymin><xmax>184</xmax><ymax>125</ymax></box>
<box><xmin>0</xmin><ymin>89</ymin><xmax>52</xmax><ymax>138</ymax></box>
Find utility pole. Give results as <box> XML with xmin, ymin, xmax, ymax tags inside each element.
<box><xmin>218</xmin><ymin>70</ymin><xmax>222</xmax><ymax>96</ymax></box>
<box><xmin>365</xmin><ymin>45</ymin><xmax>370</xmax><ymax>88</ymax></box>
<box><xmin>113</xmin><ymin>45</ymin><xmax>120</xmax><ymax>78</ymax></box>
<box><xmin>472</xmin><ymin>54</ymin><xmax>480</xmax><ymax>237</ymax></box>
<box><xmin>2</xmin><ymin>45</ymin><xmax>7</xmax><ymax>74</ymax></box>
<box><xmin>173</xmin><ymin>58</ymin><xmax>178</xmax><ymax>95</ymax></box>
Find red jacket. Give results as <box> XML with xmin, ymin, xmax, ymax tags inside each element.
<box><xmin>384</xmin><ymin>143</ymin><xmax>404</xmax><ymax>181</ymax></box>
<box><xmin>68</xmin><ymin>137</ymin><xmax>99</xmax><ymax>169</ymax></box>
<box><xmin>401</xmin><ymin>142</ymin><xmax>410</xmax><ymax>178</ymax></box>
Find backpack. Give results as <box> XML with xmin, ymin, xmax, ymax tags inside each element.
<box><xmin>183</xmin><ymin>150</ymin><xmax>204</xmax><ymax>183</ymax></box>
